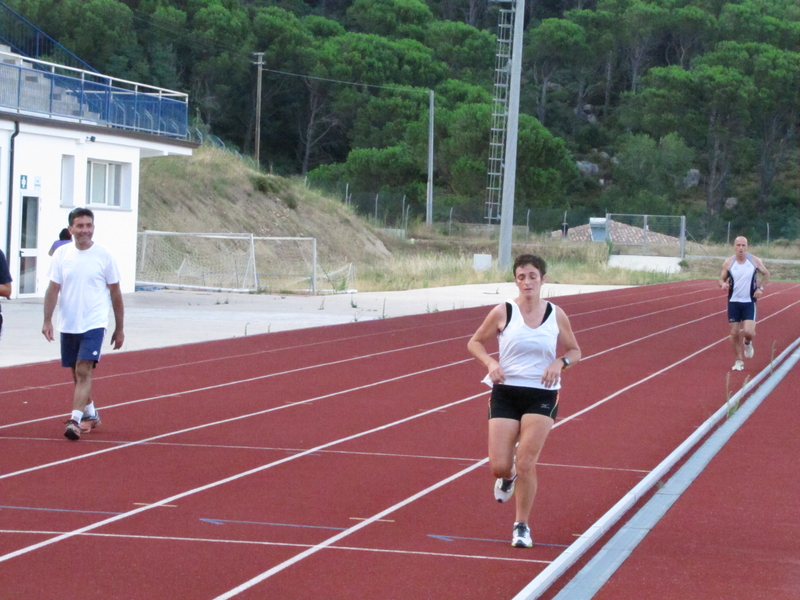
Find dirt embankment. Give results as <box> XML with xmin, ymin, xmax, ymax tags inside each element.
<box><xmin>138</xmin><ymin>146</ymin><xmax>392</xmax><ymax>271</ymax></box>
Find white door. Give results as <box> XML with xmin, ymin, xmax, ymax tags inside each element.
<box><xmin>18</xmin><ymin>195</ymin><xmax>39</xmax><ymax>295</ymax></box>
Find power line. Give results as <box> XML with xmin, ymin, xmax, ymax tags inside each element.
<box><xmin>261</xmin><ymin>67</ymin><xmax>429</xmax><ymax>96</ymax></box>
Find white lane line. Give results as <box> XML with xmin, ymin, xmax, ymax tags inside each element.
<box><xmin>211</xmin><ymin>460</ymin><xmax>491</xmax><ymax>600</ymax></box>
<box><xmin>0</xmin><ymin>300</ymin><xmax>728</xmax><ymax>430</ymax></box>
<box><xmin>509</xmin><ymin>306</ymin><xmax>800</xmax><ymax>600</ymax></box>
<box><xmin>0</xmin><ymin>359</ymin><xmax>473</xmax><ymax>480</ymax></box>
<box><xmin>0</xmin><ymin>392</ymin><xmax>486</xmax><ymax>564</ymax></box>
<box><xmin>0</xmin><ymin>530</ymin><xmax>549</xmax><ymax>564</ymax></box>
<box><xmin>0</xmin><ymin>335</ymin><xmax>468</xmax><ymax>430</ymax></box>
<box><xmin>0</xmin><ymin>299</ymin><xmax>758</xmax><ymax>470</ymax></box>
<box><xmin>550</xmin><ymin>344</ymin><xmax>800</xmax><ymax>600</ymax></box>
<box><xmin>4</xmin><ymin>291</ymin><xmax>799</xmax><ymax>579</ymax></box>
<box><xmin>0</xmin><ymin>435</ymin><xmax>650</xmax><ymax>475</ymax></box>
<box><xmin>0</xmin><ymin>315</ymin><xmax>484</xmax><ymax>395</ymax></box>
<box><xmin>0</xmin><ymin>281</ymin><xmax>740</xmax><ymax>397</ymax></box>
<box><xmin>210</xmin><ymin>299</ymin><xmax>800</xmax><ymax>598</ymax></box>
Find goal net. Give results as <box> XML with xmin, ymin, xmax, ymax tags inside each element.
<box><xmin>604</xmin><ymin>214</ymin><xmax>686</xmax><ymax>258</ymax></box>
<box><xmin>136</xmin><ymin>231</ymin><xmax>351</xmax><ymax>294</ymax></box>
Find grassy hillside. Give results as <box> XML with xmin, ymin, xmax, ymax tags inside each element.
<box><xmin>138</xmin><ymin>146</ymin><xmax>393</xmax><ymax>275</ymax></box>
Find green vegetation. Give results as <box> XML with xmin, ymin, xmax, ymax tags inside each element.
<box><xmin>9</xmin><ymin>0</ymin><xmax>798</xmax><ymax>246</ymax></box>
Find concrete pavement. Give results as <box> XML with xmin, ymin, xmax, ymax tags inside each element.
<box><xmin>0</xmin><ymin>282</ymin><xmax>626</xmax><ymax>368</ymax></box>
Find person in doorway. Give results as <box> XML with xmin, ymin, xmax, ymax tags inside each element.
<box><xmin>719</xmin><ymin>236</ymin><xmax>770</xmax><ymax>371</ymax></box>
<box><xmin>42</xmin><ymin>208</ymin><xmax>125</xmax><ymax>440</ymax></box>
<box><xmin>0</xmin><ymin>249</ymin><xmax>12</xmax><ymax>340</ymax></box>
<box><xmin>48</xmin><ymin>228</ymin><xmax>72</xmax><ymax>256</ymax></box>
<box><xmin>468</xmin><ymin>254</ymin><xmax>581</xmax><ymax>548</ymax></box>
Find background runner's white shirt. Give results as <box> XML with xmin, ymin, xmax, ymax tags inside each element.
<box><xmin>728</xmin><ymin>255</ymin><xmax>757</xmax><ymax>303</ymax></box>
<box><xmin>48</xmin><ymin>243</ymin><xmax>120</xmax><ymax>334</ymax></box>
<box><xmin>483</xmin><ymin>300</ymin><xmax>560</xmax><ymax>390</ymax></box>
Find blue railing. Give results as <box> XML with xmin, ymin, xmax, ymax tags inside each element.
<box><xmin>0</xmin><ymin>50</ymin><xmax>188</xmax><ymax>138</ymax></box>
<box><xmin>0</xmin><ymin>0</ymin><xmax>96</xmax><ymax>72</ymax></box>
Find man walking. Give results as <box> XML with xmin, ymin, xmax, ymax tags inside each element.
<box><xmin>43</xmin><ymin>208</ymin><xmax>124</xmax><ymax>440</ymax></box>
<box><xmin>719</xmin><ymin>236</ymin><xmax>770</xmax><ymax>371</ymax></box>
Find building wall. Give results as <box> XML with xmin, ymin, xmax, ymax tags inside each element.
<box><xmin>1</xmin><ymin>118</ymin><xmax>192</xmax><ymax>298</ymax></box>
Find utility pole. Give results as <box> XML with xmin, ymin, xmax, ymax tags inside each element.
<box><xmin>426</xmin><ymin>90</ymin><xmax>434</xmax><ymax>224</ymax></box>
<box><xmin>498</xmin><ymin>0</ymin><xmax>525</xmax><ymax>271</ymax></box>
<box><xmin>252</xmin><ymin>52</ymin><xmax>264</xmax><ymax>167</ymax></box>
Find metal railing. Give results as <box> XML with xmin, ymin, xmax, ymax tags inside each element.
<box><xmin>0</xmin><ymin>0</ymin><xmax>96</xmax><ymax>72</ymax></box>
<box><xmin>0</xmin><ymin>49</ymin><xmax>188</xmax><ymax>138</ymax></box>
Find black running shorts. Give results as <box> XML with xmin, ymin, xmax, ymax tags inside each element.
<box><xmin>489</xmin><ymin>383</ymin><xmax>559</xmax><ymax>421</ymax></box>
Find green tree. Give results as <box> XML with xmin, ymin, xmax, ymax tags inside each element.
<box><xmin>526</xmin><ymin>18</ymin><xmax>588</xmax><ymax>126</ymax></box>
<box><xmin>697</xmin><ymin>42</ymin><xmax>799</xmax><ymax>210</ymax></box>
<box><xmin>610</xmin><ymin>132</ymin><xmax>695</xmax><ymax>209</ymax></box>
<box><xmin>58</xmin><ymin>0</ymin><xmax>146</xmax><ymax>80</ymax></box>
<box><xmin>628</xmin><ymin>63</ymin><xmax>756</xmax><ymax>215</ymax></box>
<box><xmin>423</xmin><ymin>20</ymin><xmax>494</xmax><ymax>85</ymax></box>
<box><xmin>346</xmin><ymin>0</ymin><xmax>434</xmax><ymax>41</ymax></box>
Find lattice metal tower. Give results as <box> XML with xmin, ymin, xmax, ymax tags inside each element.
<box><xmin>485</xmin><ymin>1</ymin><xmax>516</xmax><ymax>223</ymax></box>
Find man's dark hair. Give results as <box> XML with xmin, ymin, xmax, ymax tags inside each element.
<box><xmin>513</xmin><ymin>254</ymin><xmax>547</xmax><ymax>276</ymax></box>
<box><xmin>68</xmin><ymin>207</ymin><xmax>94</xmax><ymax>226</ymax></box>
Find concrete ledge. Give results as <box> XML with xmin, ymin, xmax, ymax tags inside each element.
<box><xmin>608</xmin><ymin>255</ymin><xmax>681</xmax><ymax>273</ymax></box>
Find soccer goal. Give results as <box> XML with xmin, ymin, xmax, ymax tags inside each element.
<box><xmin>604</xmin><ymin>214</ymin><xmax>687</xmax><ymax>258</ymax></box>
<box><xmin>136</xmin><ymin>231</ymin><xmax>348</xmax><ymax>294</ymax></box>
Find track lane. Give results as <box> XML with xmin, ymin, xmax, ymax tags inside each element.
<box><xmin>1</xmin><ymin>282</ymin><xmax>799</xmax><ymax>599</ymax></box>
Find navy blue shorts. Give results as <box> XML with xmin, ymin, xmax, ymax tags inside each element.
<box><xmin>60</xmin><ymin>328</ymin><xmax>105</xmax><ymax>368</ymax></box>
<box><xmin>489</xmin><ymin>384</ymin><xmax>559</xmax><ymax>421</ymax></box>
<box><xmin>728</xmin><ymin>302</ymin><xmax>756</xmax><ymax>323</ymax></box>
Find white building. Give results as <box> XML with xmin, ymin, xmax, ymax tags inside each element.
<box><xmin>0</xmin><ymin>46</ymin><xmax>194</xmax><ymax>297</ymax></box>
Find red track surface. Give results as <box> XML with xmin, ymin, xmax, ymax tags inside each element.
<box><xmin>1</xmin><ymin>280</ymin><xmax>798</xmax><ymax>599</ymax></box>
<box><xmin>590</xmin><ymin>340</ymin><xmax>800</xmax><ymax>600</ymax></box>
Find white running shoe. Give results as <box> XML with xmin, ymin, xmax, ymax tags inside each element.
<box><xmin>494</xmin><ymin>476</ymin><xmax>516</xmax><ymax>503</ymax></box>
<box><xmin>744</xmin><ymin>342</ymin><xmax>754</xmax><ymax>359</ymax></box>
<box><xmin>511</xmin><ymin>522</ymin><xmax>533</xmax><ymax>548</ymax></box>
<box><xmin>732</xmin><ymin>360</ymin><xmax>744</xmax><ymax>371</ymax></box>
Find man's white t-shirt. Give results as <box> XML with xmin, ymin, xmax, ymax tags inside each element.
<box><xmin>48</xmin><ymin>243</ymin><xmax>120</xmax><ymax>334</ymax></box>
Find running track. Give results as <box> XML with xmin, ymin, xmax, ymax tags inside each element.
<box><xmin>1</xmin><ymin>280</ymin><xmax>798</xmax><ymax>599</ymax></box>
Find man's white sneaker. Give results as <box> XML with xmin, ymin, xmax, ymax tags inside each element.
<box><xmin>744</xmin><ymin>342</ymin><xmax>754</xmax><ymax>359</ymax></box>
<box><xmin>732</xmin><ymin>360</ymin><xmax>744</xmax><ymax>371</ymax></box>
<box><xmin>511</xmin><ymin>522</ymin><xmax>533</xmax><ymax>548</ymax></box>
<box><xmin>494</xmin><ymin>476</ymin><xmax>516</xmax><ymax>503</ymax></box>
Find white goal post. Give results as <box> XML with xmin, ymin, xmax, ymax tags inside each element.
<box><xmin>136</xmin><ymin>231</ymin><xmax>345</xmax><ymax>294</ymax></box>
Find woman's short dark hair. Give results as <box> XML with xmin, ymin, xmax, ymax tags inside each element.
<box><xmin>59</xmin><ymin>228</ymin><xmax>71</xmax><ymax>240</ymax></box>
<box><xmin>68</xmin><ymin>207</ymin><xmax>94</xmax><ymax>225</ymax></box>
<box><xmin>513</xmin><ymin>254</ymin><xmax>547</xmax><ymax>276</ymax></box>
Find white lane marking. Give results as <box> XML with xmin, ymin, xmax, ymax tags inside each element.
<box><xmin>0</xmin><ymin>300</ymin><xmax>730</xmax><ymax>430</ymax></box>
<box><xmin>0</xmin><ymin>335</ymin><xmax>468</xmax><ymax>429</ymax></box>
<box><xmin>0</xmin><ymin>359</ymin><xmax>474</xmax><ymax>479</ymax></box>
<box><xmin>212</xmin><ymin>301</ymin><xmax>800</xmax><ymax>598</ymax></box>
<box><xmin>0</xmin><ymin>530</ymin><xmax>549</xmax><ymax>564</ymax></box>
<box><xmin>0</xmin><ymin>392</ymin><xmax>486</xmax><ymax>564</ymax></box>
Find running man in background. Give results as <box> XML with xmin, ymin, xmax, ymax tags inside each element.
<box><xmin>42</xmin><ymin>208</ymin><xmax>125</xmax><ymax>440</ymax></box>
<box><xmin>719</xmin><ymin>236</ymin><xmax>770</xmax><ymax>371</ymax></box>
<box><xmin>468</xmin><ymin>254</ymin><xmax>581</xmax><ymax>548</ymax></box>
<box><xmin>0</xmin><ymin>249</ymin><xmax>12</xmax><ymax>340</ymax></box>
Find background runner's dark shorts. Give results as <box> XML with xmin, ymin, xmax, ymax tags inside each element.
<box><xmin>728</xmin><ymin>301</ymin><xmax>756</xmax><ymax>323</ymax></box>
<box><xmin>489</xmin><ymin>383</ymin><xmax>559</xmax><ymax>421</ymax></box>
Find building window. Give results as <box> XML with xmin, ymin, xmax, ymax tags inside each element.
<box><xmin>86</xmin><ymin>160</ymin><xmax>127</xmax><ymax>207</ymax></box>
<box><xmin>61</xmin><ymin>155</ymin><xmax>75</xmax><ymax>206</ymax></box>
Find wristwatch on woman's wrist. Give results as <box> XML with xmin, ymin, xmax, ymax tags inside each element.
<box><xmin>560</xmin><ymin>357</ymin><xmax>570</xmax><ymax>368</ymax></box>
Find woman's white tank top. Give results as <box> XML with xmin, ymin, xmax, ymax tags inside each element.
<box><xmin>483</xmin><ymin>300</ymin><xmax>560</xmax><ymax>390</ymax></box>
